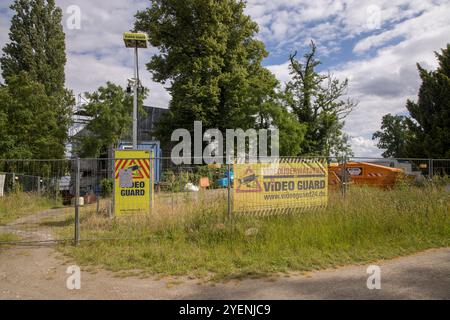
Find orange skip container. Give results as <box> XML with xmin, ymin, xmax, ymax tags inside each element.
<box><xmin>328</xmin><ymin>162</ymin><xmax>404</xmax><ymax>189</ymax></box>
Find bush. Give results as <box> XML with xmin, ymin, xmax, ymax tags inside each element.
<box><xmin>100</xmin><ymin>178</ymin><xmax>113</xmax><ymax>197</ymax></box>
<box><xmin>11</xmin><ymin>181</ymin><xmax>23</xmax><ymax>194</ymax></box>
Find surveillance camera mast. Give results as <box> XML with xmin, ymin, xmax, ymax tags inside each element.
<box><xmin>123</xmin><ymin>32</ymin><xmax>148</xmax><ymax>150</ymax></box>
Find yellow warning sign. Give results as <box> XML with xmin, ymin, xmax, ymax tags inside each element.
<box><xmin>233</xmin><ymin>161</ymin><xmax>328</xmax><ymax>214</ymax></box>
<box><xmin>114</xmin><ymin>150</ymin><xmax>153</xmax><ymax>216</ymax></box>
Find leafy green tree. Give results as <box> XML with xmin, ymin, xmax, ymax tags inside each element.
<box><xmin>0</xmin><ymin>72</ymin><xmax>66</xmax><ymax>159</ymax></box>
<box><xmin>75</xmin><ymin>82</ymin><xmax>148</xmax><ymax>158</ymax></box>
<box><xmin>135</xmin><ymin>0</ymin><xmax>286</xmax><ymax>154</ymax></box>
<box><xmin>374</xmin><ymin>44</ymin><xmax>450</xmax><ymax>158</ymax></box>
<box><xmin>284</xmin><ymin>41</ymin><xmax>356</xmax><ymax>157</ymax></box>
<box><xmin>0</xmin><ymin>0</ymin><xmax>73</xmax><ymax>159</ymax></box>
<box><xmin>265</xmin><ymin>102</ymin><xmax>306</xmax><ymax>156</ymax></box>
<box><xmin>405</xmin><ymin>44</ymin><xmax>450</xmax><ymax>158</ymax></box>
<box><xmin>255</xmin><ymin>86</ymin><xmax>306</xmax><ymax>156</ymax></box>
<box><xmin>1</xmin><ymin>0</ymin><xmax>66</xmax><ymax>94</ymax></box>
<box><xmin>0</xmin><ymin>91</ymin><xmax>12</xmax><ymax>156</ymax></box>
<box><xmin>372</xmin><ymin>114</ymin><xmax>413</xmax><ymax>158</ymax></box>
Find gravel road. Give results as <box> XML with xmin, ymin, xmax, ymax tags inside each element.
<box><xmin>0</xmin><ymin>207</ymin><xmax>448</xmax><ymax>300</ymax></box>
<box><xmin>0</xmin><ymin>244</ymin><xmax>448</xmax><ymax>300</ymax></box>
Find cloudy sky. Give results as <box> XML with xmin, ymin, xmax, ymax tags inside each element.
<box><xmin>0</xmin><ymin>0</ymin><xmax>449</xmax><ymax>156</ymax></box>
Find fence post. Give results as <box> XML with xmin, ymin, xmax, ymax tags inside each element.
<box><xmin>74</xmin><ymin>158</ymin><xmax>80</xmax><ymax>246</ymax></box>
<box><xmin>342</xmin><ymin>155</ymin><xmax>347</xmax><ymax>198</ymax></box>
<box><xmin>227</xmin><ymin>158</ymin><xmax>232</xmax><ymax>220</ymax></box>
<box><xmin>429</xmin><ymin>159</ymin><xmax>433</xmax><ymax>179</ymax></box>
<box><xmin>55</xmin><ymin>177</ymin><xmax>59</xmax><ymax>202</ymax></box>
<box><xmin>37</xmin><ymin>176</ymin><xmax>41</xmax><ymax>196</ymax></box>
<box><xmin>149</xmin><ymin>155</ymin><xmax>153</xmax><ymax>213</ymax></box>
<box><xmin>96</xmin><ymin>194</ymin><xmax>100</xmax><ymax>215</ymax></box>
<box><xmin>110</xmin><ymin>157</ymin><xmax>115</xmax><ymax>219</ymax></box>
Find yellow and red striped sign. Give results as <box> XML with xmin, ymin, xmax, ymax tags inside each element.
<box><xmin>114</xmin><ymin>150</ymin><xmax>153</xmax><ymax>216</ymax></box>
<box><xmin>115</xmin><ymin>158</ymin><xmax>151</xmax><ymax>180</ymax></box>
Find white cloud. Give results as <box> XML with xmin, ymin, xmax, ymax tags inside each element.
<box><xmin>1</xmin><ymin>0</ymin><xmax>449</xmax><ymax>157</ymax></box>
<box><xmin>267</xmin><ymin>62</ymin><xmax>291</xmax><ymax>84</ymax></box>
<box><xmin>353</xmin><ymin>2</ymin><xmax>450</xmax><ymax>54</ymax></box>
<box><xmin>58</xmin><ymin>0</ymin><xmax>169</xmax><ymax>108</ymax></box>
<box><xmin>66</xmin><ymin>53</ymin><xmax>170</xmax><ymax>108</ymax></box>
<box><xmin>0</xmin><ymin>0</ymin><xmax>170</xmax><ymax>108</ymax></box>
<box><xmin>264</xmin><ymin>0</ymin><xmax>449</xmax><ymax>157</ymax></box>
<box><xmin>350</xmin><ymin>136</ymin><xmax>379</xmax><ymax>157</ymax></box>
<box><xmin>246</xmin><ymin>0</ymin><xmax>448</xmax><ymax>58</ymax></box>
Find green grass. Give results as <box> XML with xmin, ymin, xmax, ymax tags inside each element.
<box><xmin>0</xmin><ymin>192</ymin><xmax>58</xmax><ymax>225</ymax></box>
<box><xmin>59</xmin><ymin>182</ymin><xmax>450</xmax><ymax>280</ymax></box>
<box><xmin>0</xmin><ymin>232</ymin><xmax>19</xmax><ymax>243</ymax></box>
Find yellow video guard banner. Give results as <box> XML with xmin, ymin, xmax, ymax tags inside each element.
<box><xmin>114</xmin><ymin>150</ymin><xmax>154</xmax><ymax>216</ymax></box>
<box><xmin>233</xmin><ymin>161</ymin><xmax>328</xmax><ymax>214</ymax></box>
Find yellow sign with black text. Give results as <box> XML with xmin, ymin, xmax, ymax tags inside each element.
<box><xmin>233</xmin><ymin>161</ymin><xmax>328</xmax><ymax>214</ymax></box>
<box><xmin>114</xmin><ymin>150</ymin><xmax>153</xmax><ymax>216</ymax></box>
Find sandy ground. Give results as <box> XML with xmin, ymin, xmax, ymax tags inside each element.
<box><xmin>0</xmin><ymin>208</ymin><xmax>449</xmax><ymax>300</ymax></box>
<box><xmin>0</xmin><ymin>245</ymin><xmax>448</xmax><ymax>300</ymax></box>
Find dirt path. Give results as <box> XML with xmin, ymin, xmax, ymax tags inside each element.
<box><xmin>0</xmin><ymin>209</ymin><xmax>449</xmax><ymax>300</ymax></box>
<box><xmin>0</xmin><ymin>207</ymin><xmax>71</xmax><ymax>242</ymax></box>
<box><xmin>1</xmin><ymin>244</ymin><xmax>448</xmax><ymax>299</ymax></box>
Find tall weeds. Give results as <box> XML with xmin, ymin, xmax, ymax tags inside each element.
<box><xmin>62</xmin><ymin>182</ymin><xmax>450</xmax><ymax>279</ymax></box>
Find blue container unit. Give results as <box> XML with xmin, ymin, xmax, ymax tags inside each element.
<box><xmin>117</xmin><ymin>141</ymin><xmax>162</xmax><ymax>184</ymax></box>
<box><xmin>217</xmin><ymin>170</ymin><xmax>234</xmax><ymax>188</ymax></box>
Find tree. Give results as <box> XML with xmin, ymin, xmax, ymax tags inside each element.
<box><xmin>75</xmin><ymin>82</ymin><xmax>148</xmax><ymax>158</ymax></box>
<box><xmin>283</xmin><ymin>41</ymin><xmax>357</xmax><ymax>157</ymax></box>
<box><xmin>405</xmin><ymin>44</ymin><xmax>450</xmax><ymax>158</ymax></box>
<box><xmin>1</xmin><ymin>0</ymin><xmax>66</xmax><ymax>94</ymax></box>
<box><xmin>373</xmin><ymin>44</ymin><xmax>450</xmax><ymax>158</ymax></box>
<box><xmin>259</xmin><ymin>99</ymin><xmax>306</xmax><ymax>156</ymax></box>
<box><xmin>135</xmin><ymin>0</ymin><xmax>284</xmax><ymax>154</ymax></box>
<box><xmin>372</xmin><ymin>114</ymin><xmax>413</xmax><ymax>158</ymax></box>
<box><xmin>0</xmin><ymin>91</ymin><xmax>12</xmax><ymax>157</ymax></box>
<box><xmin>0</xmin><ymin>0</ymin><xmax>73</xmax><ymax>159</ymax></box>
<box><xmin>0</xmin><ymin>72</ymin><xmax>66</xmax><ymax>159</ymax></box>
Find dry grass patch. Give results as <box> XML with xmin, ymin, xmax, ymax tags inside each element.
<box><xmin>0</xmin><ymin>192</ymin><xmax>59</xmax><ymax>225</ymax></box>
<box><xmin>59</xmin><ymin>181</ymin><xmax>450</xmax><ymax>280</ymax></box>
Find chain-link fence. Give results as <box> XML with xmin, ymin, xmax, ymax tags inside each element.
<box><xmin>432</xmin><ymin>159</ymin><xmax>450</xmax><ymax>176</ymax></box>
<box><xmin>0</xmin><ymin>159</ymin><xmax>75</xmax><ymax>243</ymax></box>
<box><xmin>0</xmin><ymin>156</ymin><xmax>449</xmax><ymax>245</ymax></box>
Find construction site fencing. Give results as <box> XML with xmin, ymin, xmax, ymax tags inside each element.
<box><xmin>0</xmin><ymin>156</ymin><xmax>449</xmax><ymax>245</ymax></box>
<box><xmin>0</xmin><ymin>159</ymin><xmax>76</xmax><ymax>244</ymax></box>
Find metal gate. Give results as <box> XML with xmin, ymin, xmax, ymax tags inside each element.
<box><xmin>1</xmin><ymin>157</ymin><xmax>449</xmax><ymax>245</ymax></box>
<box><xmin>0</xmin><ymin>159</ymin><xmax>76</xmax><ymax>244</ymax></box>
<box><xmin>0</xmin><ymin>158</ymin><xmax>117</xmax><ymax>245</ymax></box>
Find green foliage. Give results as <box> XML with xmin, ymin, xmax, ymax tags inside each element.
<box><xmin>1</xmin><ymin>0</ymin><xmax>66</xmax><ymax>94</ymax></box>
<box><xmin>0</xmin><ymin>233</ymin><xmax>20</xmax><ymax>243</ymax></box>
<box><xmin>259</xmin><ymin>100</ymin><xmax>306</xmax><ymax>156</ymax></box>
<box><xmin>372</xmin><ymin>114</ymin><xmax>414</xmax><ymax>158</ymax></box>
<box><xmin>11</xmin><ymin>180</ymin><xmax>23</xmax><ymax>194</ymax></box>
<box><xmin>100</xmin><ymin>178</ymin><xmax>113</xmax><ymax>197</ymax></box>
<box><xmin>405</xmin><ymin>44</ymin><xmax>450</xmax><ymax>158</ymax></box>
<box><xmin>0</xmin><ymin>95</ymin><xmax>12</xmax><ymax>155</ymax></box>
<box><xmin>283</xmin><ymin>41</ymin><xmax>356</xmax><ymax>157</ymax></box>
<box><xmin>0</xmin><ymin>72</ymin><xmax>68</xmax><ymax>159</ymax></box>
<box><xmin>75</xmin><ymin>82</ymin><xmax>148</xmax><ymax>158</ymax></box>
<box><xmin>374</xmin><ymin>44</ymin><xmax>450</xmax><ymax>158</ymax></box>
<box><xmin>135</xmin><ymin>0</ymin><xmax>288</xmax><ymax>154</ymax></box>
<box><xmin>0</xmin><ymin>0</ymin><xmax>73</xmax><ymax>159</ymax></box>
<box><xmin>160</xmin><ymin>165</ymin><xmax>228</xmax><ymax>192</ymax></box>
<box><xmin>195</xmin><ymin>165</ymin><xmax>226</xmax><ymax>189</ymax></box>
